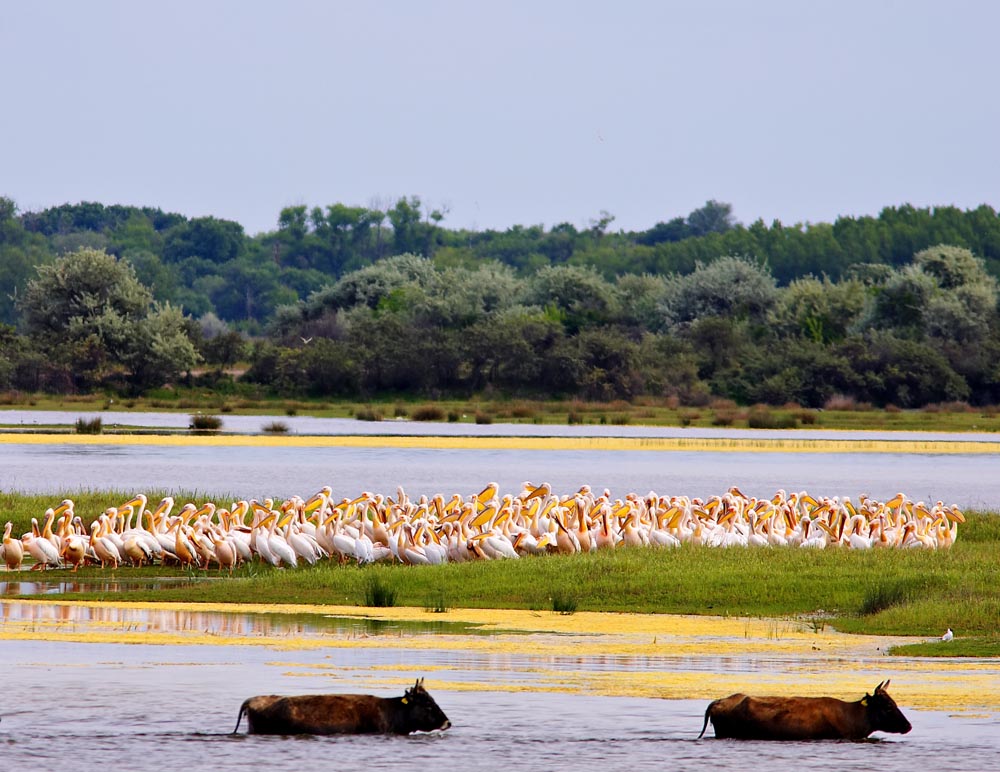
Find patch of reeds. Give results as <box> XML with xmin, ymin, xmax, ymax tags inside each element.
<box><xmin>678</xmin><ymin>409</ymin><xmax>700</xmax><ymax>427</ymax></box>
<box><xmin>474</xmin><ymin>411</ymin><xmax>493</xmax><ymax>424</ymax></box>
<box><xmin>412</xmin><ymin>405</ymin><xmax>446</xmax><ymax>421</ymax></box>
<box><xmin>747</xmin><ymin>407</ymin><xmax>797</xmax><ymax>429</ymax></box>
<box><xmin>858</xmin><ymin>580</ymin><xmax>914</xmax><ymax>616</ymax></box>
<box><xmin>510</xmin><ymin>403</ymin><xmax>537</xmax><ymax>420</ymax></box>
<box><xmin>75</xmin><ymin>416</ymin><xmax>103</xmax><ymax>434</ymax></box>
<box><xmin>551</xmin><ymin>593</ymin><xmax>578</xmax><ymax>615</ymax></box>
<box><xmin>363</xmin><ymin>575</ymin><xmax>398</xmax><ymax>607</ymax></box>
<box><xmin>711</xmin><ymin>410</ymin><xmax>736</xmax><ymax>426</ymax></box>
<box><xmin>261</xmin><ymin>421</ymin><xmax>290</xmax><ymax>434</ymax></box>
<box><xmin>824</xmin><ymin>393</ymin><xmax>858</xmax><ymax>411</ymax></box>
<box><xmin>355</xmin><ymin>406</ymin><xmax>383</xmax><ymax>421</ymax></box>
<box><xmin>189</xmin><ymin>414</ymin><xmax>223</xmax><ymax>432</ymax></box>
<box><xmin>794</xmin><ymin>409</ymin><xmax>818</xmax><ymax>425</ymax></box>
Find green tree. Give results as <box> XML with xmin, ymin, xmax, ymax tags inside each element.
<box><xmin>840</xmin><ymin>332</ymin><xmax>969</xmax><ymax>407</ymax></box>
<box><xmin>913</xmin><ymin>244</ymin><xmax>991</xmax><ymax>289</ymax></box>
<box><xmin>125</xmin><ymin>303</ymin><xmax>200</xmax><ymax>391</ymax></box>
<box><xmin>660</xmin><ymin>255</ymin><xmax>777</xmax><ymax>330</ymax></box>
<box><xmin>686</xmin><ymin>200</ymin><xmax>736</xmax><ymax>237</ymax></box>
<box><xmin>329</xmin><ymin>253</ymin><xmax>437</xmax><ymax>311</ymax></box>
<box><xmin>522</xmin><ymin>265</ymin><xmax>617</xmax><ymax>333</ymax></box>
<box><xmin>19</xmin><ymin>248</ymin><xmax>198</xmax><ymax>391</ymax></box>
<box><xmin>769</xmin><ymin>276</ymin><xmax>865</xmax><ymax>343</ymax></box>
<box><xmin>162</xmin><ymin>217</ymin><xmax>245</xmax><ymax>263</ymax></box>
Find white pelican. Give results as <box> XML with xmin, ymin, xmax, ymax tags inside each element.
<box><xmin>170</xmin><ymin>520</ymin><xmax>201</xmax><ymax>568</ymax></box>
<box><xmin>90</xmin><ymin>518</ymin><xmax>122</xmax><ymax>569</ymax></box>
<box><xmin>480</xmin><ymin>529</ymin><xmax>519</xmax><ymax>560</ymax></box>
<box><xmin>551</xmin><ymin>513</ymin><xmax>581</xmax><ymax>555</ymax></box>
<box><xmin>60</xmin><ymin>532</ymin><xmax>88</xmax><ymax>571</ymax></box>
<box><xmin>210</xmin><ymin>526</ymin><xmax>238</xmax><ymax>574</ymax></box>
<box><xmin>23</xmin><ymin>516</ymin><xmax>61</xmax><ymax>570</ymax></box>
<box><xmin>3</xmin><ymin>521</ymin><xmax>25</xmax><ymax>570</ymax></box>
<box><xmin>846</xmin><ymin>516</ymin><xmax>872</xmax><ymax>550</ymax></box>
<box><xmin>263</xmin><ymin>513</ymin><xmax>297</xmax><ymax>567</ymax></box>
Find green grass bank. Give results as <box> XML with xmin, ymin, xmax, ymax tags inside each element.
<box><xmin>3</xmin><ymin>492</ymin><xmax>997</xmax><ymax>656</ymax></box>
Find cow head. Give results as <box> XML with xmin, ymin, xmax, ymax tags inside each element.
<box><xmin>401</xmin><ymin>678</ymin><xmax>451</xmax><ymax>731</ymax></box>
<box><xmin>863</xmin><ymin>680</ymin><xmax>912</xmax><ymax>734</ymax></box>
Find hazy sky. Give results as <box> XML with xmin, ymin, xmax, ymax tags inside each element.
<box><xmin>3</xmin><ymin>1</ymin><xmax>998</xmax><ymax>236</ymax></box>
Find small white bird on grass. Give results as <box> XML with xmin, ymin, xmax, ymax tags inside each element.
<box><xmin>941</xmin><ymin>628</ymin><xmax>954</xmax><ymax>642</ymax></box>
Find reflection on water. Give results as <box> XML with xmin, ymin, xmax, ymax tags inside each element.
<box><xmin>0</xmin><ymin>578</ymin><xmax>196</xmax><ymax>596</ymax></box>
<box><xmin>0</xmin><ymin>599</ymin><xmax>492</xmax><ymax>638</ymax></box>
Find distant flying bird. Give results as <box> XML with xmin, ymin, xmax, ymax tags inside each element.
<box><xmin>941</xmin><ymin>628</ymin><xmax>954</xmax><ymax>642</ymax></box>
<box><xmin>300</xmin><ymin>337</ymin><xmax>313</xmax><ymax>345</ymax></box>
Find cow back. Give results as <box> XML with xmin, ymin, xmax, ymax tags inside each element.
<box><xmin>244</xmin><ymin>694</ymin><xmax>392</xmax><ymax>735</ymax></box>
<box><xmin>706</xmin><ymin>694</ymin><xmax>869</xmax><ymax>740</ymax></box>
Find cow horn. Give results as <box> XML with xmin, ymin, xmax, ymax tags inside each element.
<box><xmin>874</xmin><ymin>680</ymin><xmax>885</xmax><ymax>692</ymax></box>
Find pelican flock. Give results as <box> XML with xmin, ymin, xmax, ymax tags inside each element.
<box><xmin>0</xmin><ymin>486</ymin><xmax>965</xmax><ymax>571</ymax></box>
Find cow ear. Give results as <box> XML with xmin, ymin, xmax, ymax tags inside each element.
<box><xmin>861</xmin><ymin>696</ymin><xmax>868</xmax><ymax>707</ymax></box>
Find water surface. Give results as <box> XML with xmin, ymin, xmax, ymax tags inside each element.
<box><xmin>2</xmin><ymin>441</ymin><xmax>997</xmax><ymax>509</ymax></box>
<box><xmin>2</xmin><ymin>610</ymin><xmax>997</xmax><ymax>772</ymax></box>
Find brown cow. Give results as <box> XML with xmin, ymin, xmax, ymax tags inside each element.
<box><xmin>698</xmin><ymin>680</ymin><xmax>911</xmax><ymax>740</ymax></box>
<box><xmin>233</xmin><ymin>678</ymin><xmax>451</xmax><ymax>735</ymax></box>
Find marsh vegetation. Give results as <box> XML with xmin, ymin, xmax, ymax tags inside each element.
<box><xmin>3</xmin><ymin>491</ymin><xmax>996</xmax><ymax>655</ymax></box>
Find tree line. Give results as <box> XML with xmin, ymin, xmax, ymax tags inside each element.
<box><xmin>1</xmin><ymin>195</ymin><xmax>999</xmax><ymax>407</ymax></box>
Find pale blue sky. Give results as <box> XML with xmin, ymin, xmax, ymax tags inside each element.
<box><xmin>3</xmin><ymin>0</ymin><xmax>998</xmax><ymax>236</ymax></box>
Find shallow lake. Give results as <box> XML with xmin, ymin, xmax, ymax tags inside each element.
<box><xmin>2</xmin><ymin>414</ymin><xmax>998</xmax><ymax>771</ymax></box>
<box><xmin>2</xmin><ymin>439</ymin><xmax>998</xmax><ymax>510</ymax></box>
<box><xmin>2</xmin><ymin>602</ymin><xmax>999</xmax><ymax>772</ymax></box>
<box><xmin>3</xmin><ymin>410</ymin><xmax>999</xmax><ymax>508</ymax></box>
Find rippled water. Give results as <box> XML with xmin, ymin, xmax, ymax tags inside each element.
<box><xmin>1</xmin><ymin>442</ymin><xmax>997</xmax><ymax>509</ymax></box>
<box><xmin>2</xmin><ymin>631</ymin><xmax>998</xmax><ymax>772</ymax></box>
<box><xmin>3</xmin><ymin>410</ymin><xmax>999</xmax><ymax>507</ymax></box>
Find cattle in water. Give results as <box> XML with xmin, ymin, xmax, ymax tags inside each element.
<box><xmin>233</xmin><ymin>678</ymin><xmax>451</xmax><ymax>735</ymax></box>
<box><xmin>698</xmin><ymin>680</ymin><xmax>912</xmax><ymax>740</ymax></box>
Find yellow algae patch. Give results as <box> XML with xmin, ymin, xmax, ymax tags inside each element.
<box><xmin>0</xmin><ymin>600</ymin><xmax>909</xmax><ymax>655</ymax></box>
<box><xmin>2</xmin><ymin>431</ymin><xmax>998</xmax><ymax>454</ymax></box>
<box><xmin>4</xmin><ymin>600</ymin><xmax>998</xmax><ymax>712</ymax></box>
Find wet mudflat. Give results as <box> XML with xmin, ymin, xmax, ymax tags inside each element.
<box><xmin>1</xmin><ymin>601</ymin><xmax>998</xmax><ymax>772</ymax></box>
